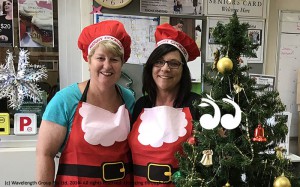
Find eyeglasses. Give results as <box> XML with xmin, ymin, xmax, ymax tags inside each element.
<box><xmin>154</xmin><ymin>59</ymin><xmax>183</xmax><ymax>69</ymax></box>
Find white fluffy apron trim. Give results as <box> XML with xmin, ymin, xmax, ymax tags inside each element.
<box><xmin>79</xmin><ymin>102</ymin><xmax>130</xmax><ymax>146</ymax></box>
<box><xmin>138</xmin><ymin>106</ymin><xmax>188</xmax><ymax>148</ymax></box>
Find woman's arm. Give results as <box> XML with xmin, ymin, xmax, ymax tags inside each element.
<box><xmin>36</xmin><ymin>120</ymin><xmax>67</xmax><ymax>186</ymax></box>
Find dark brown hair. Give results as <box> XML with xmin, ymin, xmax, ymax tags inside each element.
<box><xmin>142</xmin><ymin>44</ymin><xmax>192</xmax><ymax>107</ymax></box>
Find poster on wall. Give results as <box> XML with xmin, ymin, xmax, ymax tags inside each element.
<box><xmin>94</xmin><ymin>14</ymin><xmax>159</xmax><ymax>64</ymax></box>
<box><xmin>190</xmin><ymin>19</ymin><xmax>202</xmax><ymax>82</ymax></box>
<box><xmin>249</xmin><ymin>73</ymin><xmax>275</xmax><ymax>95</ymax></box>
<box><xmin>206</xmin><ymin>0</ymin><xmax>267</xmax><ymax>19</ymax></box>
<box><xmin>140</xmin><ymin>0</ymin><xmax>203</xmax><ymax>16</ymax></box>
<box><xmin>206</xmin><ymin>17</ymin><xmax>265</xmax><ymax>64</ymax></box>
<box><xmin>18</xmin><ymin>0</ymin><xmax>54</xmax><ymax>48</ymax></box>
<box><xmin>0</xmin><ymin>0</ymin><xmax>14</xmax><ymax>47</ymax></box>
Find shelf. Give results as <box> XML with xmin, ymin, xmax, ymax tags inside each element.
<box><xmin>0</xmin><ymin>132</ymin><xmax>38</xmax><ymax>148</ymax></box>
<box><xmin>30</xmin><ymin>52</ymin><xmax>59</xmax><ymax>57</ymax></box>
<box><xmin>287</xmin><ymin>153</ymin><xmax>300</xmax><ymax>162</ymax></box>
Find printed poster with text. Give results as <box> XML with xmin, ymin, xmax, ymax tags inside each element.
<box><xmin>140</xmin><ymin>0</ymin><xmax>204</xmax><ymax>16</ymax></box>
<box><xmin>0</xmin><ymin>0</ymin><xmax>14</xmax><ymax>47</ymax></box>
<box><xmin>18</xmin><ymin>0</ymin><xmax>54</xmax><ymax>47</ymax></box>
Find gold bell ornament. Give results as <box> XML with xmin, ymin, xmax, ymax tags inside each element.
<box><xmin>273</xmin><ymin>173</ymin><xmax>291</xmax><ymax>187</ymax></box>
<box><xmin>274</xmin><ymin>146</ymin><xmax>286</xmax><ymax>160</ymax></box>
<box><xmin>233</xmin><ymin>83</ymin><xmax>243</xmax><ymax>94</ymax></box>
<box><xmin>233</xmin><ymin>76</ymin><xmax>243</xmax><ymax>94</ymax></box>
<box><xmin>217</xmin><ymin>56</ymin><xmax>233</xmax><ymax>74</ymax></box>
<box><xmin>200</xmin><ymin>150</ymin><xmax>213</xmax><ymax>167</ymax></box>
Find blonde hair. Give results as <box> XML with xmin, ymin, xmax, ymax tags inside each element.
<box><xmin>88</xmin><ymin>40</ymin><xmax>124</xmax><ymax>63</ymax></box>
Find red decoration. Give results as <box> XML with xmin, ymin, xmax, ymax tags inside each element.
<box><xmin>187</xmin><ymin>136</ymin><xmax>196</xmax><ymax>145</ymax></box>
<box><xmin>252</xmin><ymin>124</ymin><xmax>267</xmax><ymax>142</ymax></box>
<box><xmin>90</xmin><ymin>5</ymin><xmax>103</xmax><ymax>14</ymax></box>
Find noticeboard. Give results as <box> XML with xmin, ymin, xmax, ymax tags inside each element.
<box><xmin>94</xmin><ymin>14</ymin><xmax>159</xmax><ymax>65</ymax></box>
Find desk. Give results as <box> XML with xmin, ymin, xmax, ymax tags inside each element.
<box><xmin>0</xmin><ymin>147</ymin><xmax>36</xmax><ymax>185</ymax></box>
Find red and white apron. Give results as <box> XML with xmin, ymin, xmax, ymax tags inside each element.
<box><xmin>55</xmin><ymin>82</ymin><xmax>133</xmax><ymax>187</ymax></box>
<box><xmin>128</xmin><ymin>106</ymin><xmax>193</xmax><ymax>187</ymax></box>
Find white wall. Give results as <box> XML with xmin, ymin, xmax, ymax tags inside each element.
<box><xmin>265</xmin><ymin>0</ymin><xmax>300</xmax><ymax>76</ymax></box>
<box><xmin>265</xmin><ymin>0</ymin><xmax>300</xmax><ymax>155</ymax></box>
<box><xmin>58</xmin><ymin>0</ymin><xmax>92</xmax><ymax>89</ymax></box>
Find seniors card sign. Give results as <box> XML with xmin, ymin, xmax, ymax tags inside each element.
<box><xmin>206</xmin><ymin>0</ymin><xmax>267</xmax><ymax>18</ymax></box>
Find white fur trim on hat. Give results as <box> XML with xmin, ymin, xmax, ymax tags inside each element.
<box><xmin>157</xmin><ymin>39</ymin><xmax>189</xmax><ymax>62</ymax></box>
<box><xmin>88</xmin><ymin>35</ymin><xmax>124</xmax><ymax>55</ymax></box>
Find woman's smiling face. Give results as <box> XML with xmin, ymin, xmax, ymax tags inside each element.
<box><xmin>89</xmin><ymin>44</ymin><xmax>123</xmax><ymax>87</ymax></box>
<box><xmin>152</xmin><ymin>50</ymin><xmax>183</xmax><ymax>92</ymax></box>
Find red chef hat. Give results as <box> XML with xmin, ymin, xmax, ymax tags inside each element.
<box><xmin>78</xmin><ymin>20</ymin><xmax>131</xmax><ymax>62</ymax></box>
<box><xmin>155</xmin><ymin>23</ymin><xmax>200</xmax><ymax>62</ymax></box>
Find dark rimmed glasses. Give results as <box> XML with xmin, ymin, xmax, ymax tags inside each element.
<box><xmin>154</xmin><ymin>59</ymin><xmax>183</xmax><ymax>69</ymax></box>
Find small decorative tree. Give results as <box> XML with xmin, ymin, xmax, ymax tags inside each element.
<box><xmin>173</xmin><ymin>12</ymin><xmax>300</xmax><ymax>187</ymax></box>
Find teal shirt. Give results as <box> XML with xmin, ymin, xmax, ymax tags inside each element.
<box><xmin>42</xmin><ymin>83</ymin><xmax>135</xmax><ymax>150</ymax></box>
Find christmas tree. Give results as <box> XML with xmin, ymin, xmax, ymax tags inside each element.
<box><xmin>173</xmin><ymin>12</ymin><xmax>300</xmax><ymax>187</ymax></box>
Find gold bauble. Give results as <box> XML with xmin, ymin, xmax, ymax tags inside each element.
<box><xmin>273</xmin><ymin>173</ymin><xmax>291</xmax><ymax>187</ymax></box>
<box><xmin>217</xmin><ymin>56</ymin><xmax>233</xmax><ymax>74</ymax></box>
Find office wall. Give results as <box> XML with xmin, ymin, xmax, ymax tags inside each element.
<box><xmin>58</xmin><ymin>0</ymin><xmax>300</xmax><ymax>86</ymax></box>
<box><xmin>265</xmin><ymin>0</ymin><xmax>300</xmax><ymax>155</ymax></box>
<box><xmin>58</xmin><ymin>0</ymin><xmax>92</xmax><ymax>89</ymax></box>
<box><xmin>265</xmin><ymin>0</ymin><xmax>300</xmax><ymax>76</ymax></box>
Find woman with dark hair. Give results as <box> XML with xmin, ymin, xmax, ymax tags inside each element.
<box><xmin>136</xmin><ymin>44</ymin><xmax>194</xmax><ymax>117</ymax></box>
<box><xmin>0</xmin><ymin>0</ymin><xmax>13</xmax><ymax>46</ymax></box>
<box><xmin>128</xmin><ymin>23</ymin><xmax>201</xmax><ymax>187</ymax></box>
